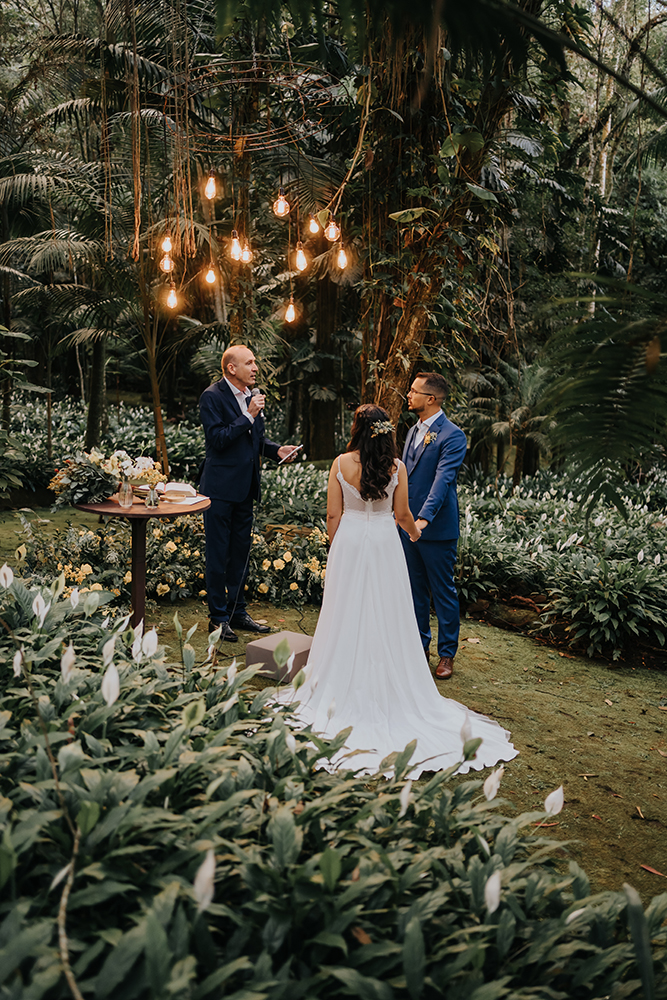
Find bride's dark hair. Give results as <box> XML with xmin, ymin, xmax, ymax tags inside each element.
<box><xmin>347</xmin><ymin>404</ymin><xmax>399</xmax><ymax>501</ymax></box>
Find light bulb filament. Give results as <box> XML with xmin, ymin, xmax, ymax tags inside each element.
<box><xmin>337</xmin><ymin>245</ymin><xmax>348</xmax><ymax>269</ymax></box>
<box><xmin>160</xmin><ymin>254</ymin><xmax>174</xmax><ymax>273</ymax></box>
<box><xmin>167</xmin><ymin>285</ymin><xmax>178</xmax><ymax>309</ymax></box>
<box><xmin>324</xmin><ymin>218</ymin><xmax>341</xmax><ymax>242</ymax></box>
<box><xmin>285</xmin><ymin>297</ymin><xmax>296</xmax><ymax>323</ymax></box>
<box><xmin>273</xmin><ymin>187</ymin><xmax>290</xmax><ymax>218</ymax></box>
<box><xmin>204</xmin><ymin>170</ymin><xmax>216</xmax><ymax>200</ymax></box>
<box><xmin>161</xmin><ymin>234</ymin><xmax>172</xmax><ymax>253</ymax></box>
<box><xmin>295</xmin><ymin>242</ymin><xmax>308</xmax><ymax>272</ymax></box>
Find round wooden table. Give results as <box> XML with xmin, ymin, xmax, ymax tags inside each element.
<box><xmin>75</xmin><ymin>495</ymin><xmax>211</xmax><ymax>627</ymax></box>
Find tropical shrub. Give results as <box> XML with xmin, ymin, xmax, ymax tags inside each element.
<box><xmin>0</xmin><ymin>594</ymin><xmax>666</xmax><ymax>999</ymax></box>
<box><xmin>0</xmin><ymin>429</ymin><xmax>28</xmax><ymax>498</ymax></box>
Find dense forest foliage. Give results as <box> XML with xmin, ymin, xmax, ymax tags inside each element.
<box><xmin>1</xmin><ymin>0</ymin><xmax>666</xmax><ymax>498</ymax></box>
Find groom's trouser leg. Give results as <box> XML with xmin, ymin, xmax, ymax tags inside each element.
<box><xmin>420</xmin><ymin>538</ymin><xmax>460</xmax><ymax>658</ymax></box>
<box><xmin>400</xmin><ymin>530</ymin><xmax>433</xmax><ymax>651</ymax></box>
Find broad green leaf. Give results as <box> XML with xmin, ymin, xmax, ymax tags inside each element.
<box><xmin>624</xmin><ymin>883</ymin><xmax>655</xmax><ymax>1000</ymax></box>
<box><xmin>183</xmin><ymin>643</ymin><xmax>196</xmax><ymax>674</ymax></box>
<box><xmin>388</xmin><ymin>207</ymin><xmax>431</xmax><ymax>223</ymax></box>
<box><xmin>311</xmin><ymin>930</ymin><xmax>348</xmax><ymax>954</ymax></box>
<box><xmin>268</xmin><ymin>806</ymin><xmax>302</xmax><ymax>869</ymax></box>
<box><xmin>319</xmin><ymin>847</ymin><xmax>342</xmax><ymax>892</ymax></box>
<box><xmin>0</xmin><ymin>827</ymin><xmax>17</xmax><ymax>890</ymax></box>
<box><xmin>393</xmin><ymin>739</ymin><xmax>417</xmax><ymax>781</ymax></box>
<box><xmin>76</xmin><ymin>800</ymin><xmax>100</xmax><ymax>836</ymax></box>
<box><xmin>466</xmin><ymin>183</ymin><xmax>498</xmax><ymax>203</ymax></box>
<box><xmin>0</xmin><ymin>921</ymin><xmax>53</xmax><ymax>981</ymax></box>
<box><xmin>95</xmin><ymin>924</ymin><xmax>145</xmax><ymax>998</ymax></box>
<box><xmin>182</xmin><ymin>698</ymin><xmax>205</xmax><ymax>729</ymax></box>
<box><xmin>403</xmin><ymin>916</ymin><xmax>425</xmax><ymax>999</ymax></box>
<box><xmin>273</xmin><ymin>637</ymin><xmax>291</xmax><ymax>669</ymax></box>
<box><xmin>328</xmin><ymin>967</ymin><xmax>393</xmax><ymax>1000</ymax></box>
<box><xmin>193</xmin><ymin>957</ymin><xmax>253</xmax><ymax>999</ymax></box>
<box><xmin>145</xmin><ymin>910</ymin><xmax>170</xmax><ymax>996</ymax></box>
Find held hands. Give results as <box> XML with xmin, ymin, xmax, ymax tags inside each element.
<box><xmin>409</xmin><ymin>525</ymin><xmax>422</xmax><ymax>542</ymax></box>
<box><xmin>247</xmin><ymin>393</ymin><xmax>265</xmax><ymax>418</ymax></box>
<box><xmin>410</xmin><ymin>517</ymin><xmax>428</xmax><ymax>542</ymax></box>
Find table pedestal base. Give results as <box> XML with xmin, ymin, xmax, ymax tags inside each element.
<box><xmin>131</xmin><ymin>518</ymin><xmax>147</xmax><ymax>628</ymax></box>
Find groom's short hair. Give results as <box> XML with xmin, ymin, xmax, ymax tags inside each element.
<box><xmin>416</xmin><ymin>372</ymin><xmax>448</xmax><ymax>400</ymax></box>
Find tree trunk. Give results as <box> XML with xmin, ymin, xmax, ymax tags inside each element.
<box><xmin>308</xmin><ymin>273</ymin><xmax>338</xmax><ymax>460</ymax></box>
<box><xmin>84</xmin><ymin>338</ymin><xmax>107</xmax><ymax>449</ymax></box>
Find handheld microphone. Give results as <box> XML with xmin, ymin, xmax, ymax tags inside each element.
<box><xmin>250</xmin><ymin>387</ymin><xmax>262</xmax><ymax>397</ymax></box>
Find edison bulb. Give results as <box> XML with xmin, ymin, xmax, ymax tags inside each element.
<box><xmin>337</xmin><ymin>245</ymin><xmax>348</xmax><ymax>269</ymax></box>
<box><xmin>159</xmin><ymin>254</ymin><xmax>174</xmax><ymax>273</ymax></box>
<box><xmin>241</xmin><ymin>243</ymin><xmax>253</xmax><ymax>264</ymax></box>
<box><xmin>273</xmin><ymin>187</ymin><xmax>290</xmax><ymax>218</ymax></box>
<box><xmin>205</xmin><ymin>266</ymin><xmax>216</xmax><ymax>284</ymax></box>
<box><xmin>204</xmin><ymin>171</ymin><xmax>216</xmax><ymax>200</ymax></box>
<box><xmin>285</xmin><ymin>297</ymin><xmax>296</xmax><ymax>323</ymax></box>
<box><xmin>230</xmin><ymin>230</ymin><xmax>242</xmax><ymax>261</ymax></box>
<box><xmin>309</xmin><ymin>214</ymin><xmax>320</xmax><ymax>234</ymax></box>
<box><xmin>324</xmin><ymin>218</ymin><xmax>340</xmax><ymax>241</ymax></box>
<box><xmin>167</xmin><ymin>286</ymin><xmax>178</xmax><ymax>309</ymax></box>
<box><xmin>295</xmin><ymin>241</ymin><xmax>308</xmax><ymax>272</ymax></box>
<box><xmin>161</xmin><ymin>234</ymin><xmax>172</xmax><ymax>253</ymax></box>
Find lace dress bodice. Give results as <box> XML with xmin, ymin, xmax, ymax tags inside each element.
<box><xmin>337</xmin><ymin>459</ymin><xmax>400</xmax><ymax>518</ymax></box>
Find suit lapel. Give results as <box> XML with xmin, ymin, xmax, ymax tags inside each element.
<box><xmin>409</xmin><ymin>412</ymin><xmax>445</xmax><ymax>474</ymax></box>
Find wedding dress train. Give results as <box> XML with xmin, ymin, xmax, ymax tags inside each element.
<box><xmin>280</xmin><ymin>462</ymin><xmax>518</xmax><ymax>777</ymax></box>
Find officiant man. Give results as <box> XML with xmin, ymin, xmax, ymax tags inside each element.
<box><xmin>199</xmin><ymin>345</ymin><xmax>298</xmax><ymax>641</ymax></box>
<box><xmin>400</xmin><ymin>372</ymin><xmax>467</xmax><ymax>679</ymax></box>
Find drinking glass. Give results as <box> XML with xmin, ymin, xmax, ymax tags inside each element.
<box><xmin>118</xmin><ymin>480</ymin><xmax>134</xmax><ymax>509</ymax></box>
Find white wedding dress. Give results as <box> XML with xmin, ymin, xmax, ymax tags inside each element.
<box><xmin>280</xmin><ymin>461</ymin><xmax>518</xmax><ymax>777</ymax></box>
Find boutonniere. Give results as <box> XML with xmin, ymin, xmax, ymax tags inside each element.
<box><xmin>423</xmin><ymin>430</ymin><xmax>438</xmax><ymax>447</ymax></box>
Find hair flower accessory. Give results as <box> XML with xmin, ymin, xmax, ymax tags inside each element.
<box><xmin>423</xmin><ymin>430</ymin><xmax>438</xmax><ymax>446</ymax></box>
<box><xmin>371</xmin><ymin>420</ymin><xmax>394</xmax><ymax>438</ymax></box>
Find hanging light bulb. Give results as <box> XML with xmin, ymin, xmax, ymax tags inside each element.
<box><xmin>285</xmin><ymin>295</ymin><xmax>296</xmax><ymax>323</ymax></box>
<box><xmin>308</xmin><ymin>214</ymin><xmax>320</xmax><ymax>234</ymax></box>
<box><xmin>295</xmin><ymin>241</ymin><xmax>308</xmax><ymax>272</ymax></box>
<box><xmin>167</xmin><ymin>284</ymin><xmax>178</xmax><ymax>309</ymax></box>
<box><xmin>273</xmin><ymin>187</ymin><xmax>290</xmax><ymax>218</ymax></box>
<box><xmin>159</xmin><ymin>254</ymin><xmax>174</xmax><ymax>273</ymax></box>
<box><xmin>229</xmin><ymin>229</ymin><xmax>242</xmax><ymax>261</ymax></box>
<box><xmin>324</xmin><ymin>217</ymin><xmax>341</xmax><ymax>241</ymax></box>
<box><xmin>241</xmin><ymin>242</ymin><xmax>253</xmax><ymax>264</ymax></box>
<box><xmin>161</xmin><ymin>233</ymin><xmax>172</xmax><ymax>253</ymax></box>
<box><xmin>337</xmin><ymin>244</ymin><xmax>348</xmax><ymax>269</ymax></box>
<box><xmin>205</xmin><ymin>265</ymin><xmax>216</xmax><ymax>284</ymax></box>
<box><xmin>204</xmin><ymin>170</ymin><xmax>217</xmax><ymax>200</ymax></box>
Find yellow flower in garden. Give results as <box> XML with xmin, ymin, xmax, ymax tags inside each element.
<box><xmin>80</xmin><ymin>564</ymin><xmax>93</xmax><ymax>577</ymax></box>
<box><xmin>199</xmin><ymin>589</ymin><xmax>207</xmax><ymax>597</ymax></box>
<box><xmin>90</xmin><ymin>583</ymin><xmax>102</xmax><ymax>591</ymax></box>
<box><xmin>273</xmin><ymin>559</ymin><xmax>285</xmax><ymax>570</ymax></box>
<box><xmin>321</xmin><ymin>569</ymin><xmax>326</xmax><ymax>579</ymax></box>
<box><xmin>153</xmin><ymin>528</ymin><xmax>162</xmax><ymax>538</ymax></box>
<box><xmin>193</xmin><ymin>550</ymin><xmax>200</xmax><ymax>557</ymax></box>
<box><xmin>262</xmin><ymin>559</ymin><xmax>271</xmax><ymax>570</ymax></box>
<box><xmin>157</xmin><ymin>583</ymin><xmax>170</xmax><ymax>596</ymax></box>
<box><xmin>258</xmin><ymin>582</ymin><xmax>269</xmax><ymax>594</ymax></box>
<box><xmin>165</xmin><ymin>541</ymin><xmax>177</xmax><ymax>554</ymax></box>
<box><xmin>283</xmin><ymin>551</ymin><xmax>292</xmax><ymax>562</ymax></box>
<box><xmin>112</xmin><ymin>588</ymin><xmax>120</xmax><ymax>596</ymax></box>
<box><xmin>176</xmin><ymin>578</ymin><xmax>184</xmax><ymax>586</ymax></box>
<box><xmin>124</xmin><ymin>571</ymin><xmax>132</xmax><ymax>584</ymax></box>
<box><xmin>290</xmin><ymin>582</ymin><xmax>299</xmax><ymax>591</ymax></box>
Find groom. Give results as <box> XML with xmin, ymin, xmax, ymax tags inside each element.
<box><xmin>399</xmin><ymin>372</ymin><xmax>467</xmax><ymax>679</ymax></box>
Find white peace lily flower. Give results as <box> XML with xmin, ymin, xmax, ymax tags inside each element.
<box><xmin>637</xmin><ymin>549</ymin><xmax>645</xmax><ymax>563</ymax></box>
<box><xmin>206</xmin><ymin>644</ymin><xmax>215</xmax><ymax>662</ymax></box>
<box><xmin>142</xmin><ymin>628</ymin><xmax>158</xmax><ymax>657</ymax></box>
<box><xmin>102</xmin><ymin>637</ymin><xmax>116</xmax><ymax>666</ymax></box>
<box><xmin>566</xmin><ymin>907</ymin><xmax>587</xmax><ymax>925</ymax></box>
<box><xmin>193</xmin><ymin>849</ymin><xmax>216</xmax><ymax>913</ymax></box>
<box><xmin>285</xmin><ymin>733</ymin><xmax>296</xmax><ymax>754</ymax></box>
<box><xmin>101</xmin><ymin>616</ymin><xmax>110</xmax><ymax>629</ymax></box>
<box><xmin>326</xmin><ymin>698</ymin><xmax>336</xmax><ymax>720</ymax></box>
<box><xmin>69</xmin><ymin>589</ymin><xmax>80</xmax><ymax>609</ymax></box>
<box><xmin>544</xmin><ymin>785</ymin><xmax>564</xmax><ymax>815</ymax></box>
<box><xmin>460</xmin><ymin>712</ymin><xmax>473</xmax><ymax>745</ymax></box>
<box><xmin>227</xmin><ymin>660</ymin><xmax>237</xmax><ymax>684</ymax></box>
<box><xmin>60</xmin><ymin>644</ymin><xmax>76</xmax><ymax>683</ymax></box>
<box><xmin>399</xmin><ymin>780</ymin><xmax>413</xmax><ymax>818</ymax></box>
<box><xmin>484</xmin><ymin>870</ymin><xmax>502</xmax><ymax>914</ymax></box>
<box><xmin>32</xmin><ymin>592</ymin><xmax>51</xmax><ymax>627</ymax></box>
<box><xmin>13</xmin><ymin>648</ymin><xmax>23</xmax><ymax>677</ymax></box>
<box><xmin>101</xmin><ymin>663</ymin><xmax>120</xmax><ymax>707</ymax></box>
<box><xmin>655</xmin><ymin>554</ymin><xmax>661</xmax><ymax>566</ymax></box>
<box><xmin>0</xmin><ymin>563</ymin><xmax>14</xmax><ymax>589</ymax></box>
<box><xmin>483</xmin><ymin>765</ymin><xmax>504</xmax><ymax>801</ymax></box>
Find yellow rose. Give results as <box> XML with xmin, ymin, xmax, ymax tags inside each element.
<box><xmin>289</xmin><ymin>582</ymin><xmax>299</xmax><ymax>591</ymax></box>
<box><xmin>153</xmin><ymin>528</ymin><xmax>162</xmax><ymax>538</ymax></box>
<box><xmin>258</xmin><ymin>583</ymin><xmax>269</xmax><ymax>594</ymax></box>
<box><xmin>165</xmin><ymin>541</ymin><xmax>177</xmax><ymax>554</ymax></box>
<box><xmin>321</xmin><ymin>569</ymin><xmax>326</xmax><ymax>579</ymax></box>
<box><xmin>90</xmin><ymin>583</ymin><xmax>103</xmax><ymax>591</ymax></box>
<box><xmin>157</xmin><ymin>583</ymin><xmax>170</xmax><ymax>596</ymax></box>
<box><xmin>262</xmin><ymin>559</ymin><xmax>271</xmax><ymax>570</ymax></box>
<box><xmin>123</xmin><ymin>571</ymin><xmax>132</xmax><ymax>584</ymax></box>
<box><xmin>273</xmin><ymin>558</ymin><xmax>285</xmax><ymax>570</ymax></box>
<box><xmin>283</xmin><ymin>551</ymin><xmax>292</xmax><ymax>562</ymax></box>
<box><xmin>199</xmin><ymin>589</ymin><xmax>207</xmax><ymax>597</ymax></box>
<box><xmin>193</xmin><ymin>550</ymin><xmax>200</xmax><ymax>557</ymax></box>
<box><xmin>80</xmin><ymin>563</ymin><xmax>93</xmax><ymax>577</ymax></box>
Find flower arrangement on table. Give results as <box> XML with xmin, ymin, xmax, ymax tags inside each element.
<box><xmin>49</xmin><ymin>449</ymin><xmax>166</xmax><ymax>507</ymax></box>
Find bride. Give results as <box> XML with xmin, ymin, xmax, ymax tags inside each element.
<box><xmin>283</xmin><ymin>404</ymin><xmax>518</xmax><ymax>777</ymax></box>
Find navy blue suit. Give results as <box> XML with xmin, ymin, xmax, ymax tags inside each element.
<box><xmin>399</xmin><ymin>411</ymin><xmax>467</xmax><ymax>657</ymax></box>
<box><xmin>199</xmin><ymin>379</ymin><xmax>280</xmax><ymax>623</ymax></box>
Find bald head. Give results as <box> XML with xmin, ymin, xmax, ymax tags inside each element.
<box><xmin>222</xmin><ymin>345</ymin><xmax>258</xmax><ymax>391</ymax></box>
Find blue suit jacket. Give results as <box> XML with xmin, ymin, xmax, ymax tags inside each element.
<box><xmin>199</xmin><ymin>379</ymin><xmax>280</xmax><ymax>502</ymax></box>
<box><xmin>401</xmin><ymin>412</ymin><xmax>467</xmax><ymax>540</ymax></box>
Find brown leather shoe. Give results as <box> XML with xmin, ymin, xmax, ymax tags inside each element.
<box><xmin>435</xmin><ymin>656</ymin><xmax>454</xmax><ymax>679</ymax></box>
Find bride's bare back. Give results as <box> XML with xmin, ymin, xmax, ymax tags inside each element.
<box><xmin>326</xmin><ymin>450</ymin><xmax>419</xmax><ymax>543</ymax></box>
